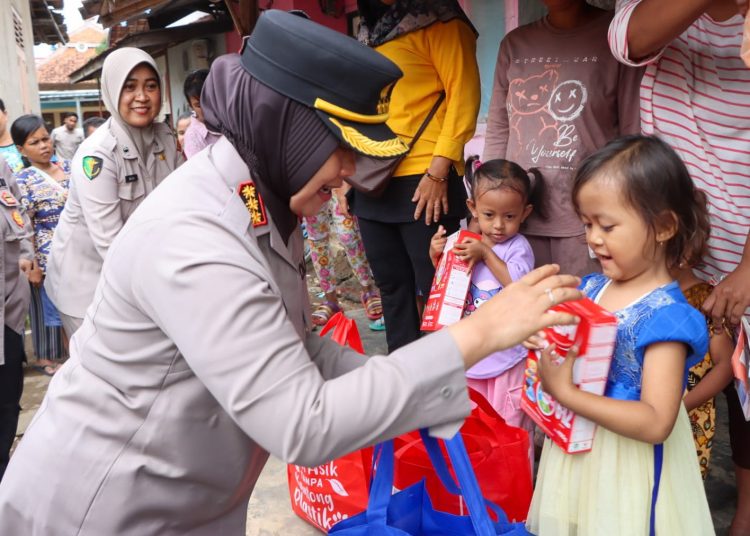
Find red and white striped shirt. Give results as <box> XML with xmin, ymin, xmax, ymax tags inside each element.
<box><xmin>610</xmin><ymin>1</ymin><xmax>750</xmax><ymax>283</ymax></box>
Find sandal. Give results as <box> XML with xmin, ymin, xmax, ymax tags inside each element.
<box><xmin>368</xmin><ymin>317</ymin><xmax>386</xmax><ymax>331</ymax></box>
<box><xmin>360</xmin><ymin>290</ymin><xmax>383</xmax><ymax>320</ymax></box>
<box><xmin>311</xmin><ymin>301</ymin><xmax>341</xmax><ymax>327</ymax></box>
<box><xmin>31</xmin><ymin>364</ymin><xmax>58</xmax><ymax>377</ymax></box>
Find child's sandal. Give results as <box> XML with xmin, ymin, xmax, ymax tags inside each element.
<box><xmin>360</xmin><ymin>290</ymin><xmax>383</xmax><ymax>320</ymax></box>
<box><xmin>311</xmin><ymin>301</ymin><xmax>341</xmax><ymax>327</ymax></box>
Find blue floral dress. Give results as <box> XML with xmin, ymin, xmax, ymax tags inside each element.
<box><xmin>15</xmin><ymin>163</ymin><xmax>69</xmax><ymax>357</ymax></box>
<box><xmin>527</xmin><ymin>273</ymin><xmax>714</xmax><ymax>536</ymax></box>
<box><xmin>15</xmin><ymin>162</ymin><xmax>71</xmax><ymax>273</ymax></box>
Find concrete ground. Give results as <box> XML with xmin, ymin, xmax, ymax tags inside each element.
<box><xmin>12</xmin><ymin>250</ymin><xmax>741</xmax><ymax>534</ymax></box>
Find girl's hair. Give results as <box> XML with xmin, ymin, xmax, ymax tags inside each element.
<box><xmin>11</xmin><ymin>114</ymin><xmax>47</xmax><ymax>169</ymax></box>
<box><xmin>465</xmin><ymin>155</ymin><xmax>546</xmax><ymax>220</ymax></box>
<box><xmin>183</xmin><ymin>69</ymin><xmax>209</xmax><ymax>102</ymax></box>
<box><xmin>572</xmin><ymin>135</ymin><xmax>710</xmax><ymax>270</ymax></box>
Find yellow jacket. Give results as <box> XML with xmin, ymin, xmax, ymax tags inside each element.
<box><xmin>376</xmin><ymin>18</ymin><xmax>480</xmax><ymax>178</ymax></box>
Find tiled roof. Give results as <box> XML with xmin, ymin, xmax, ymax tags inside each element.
<box><xmin>37</xmin><ymin>23</ymin><xmax>107</xmax><ymax>86</ymax></box>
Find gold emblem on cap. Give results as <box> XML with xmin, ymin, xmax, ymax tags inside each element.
<box><xmin>377</xmin><ymin>83</ymin><xmax>394</xmax><ymax>115</ymax></box>
<box><xmin>329</xmin><ymin>118</ymin><xmax>408</xmax><ymax>158</ymax></box>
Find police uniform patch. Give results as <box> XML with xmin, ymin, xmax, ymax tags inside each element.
<box><xmin>11</xmin><ymin>210</ymin><xmax>24</xmax><ymax>228</ymax></box>
<box><xmin>82</xmin><ymin>156</ymin><xmax>104</xmax><ymax>180</ymax></box>
<box><xmin>0</xmin><ymin>190</ymin><xmax>18</xmax><ymax>207</ymax></box>
<box><xmin>237</xmin><ymin>181</ymin><xmax>268</xmax><ymax>227</ymax></box>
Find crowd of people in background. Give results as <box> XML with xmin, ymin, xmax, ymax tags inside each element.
<box><xmin>0</xmin><ymin>0</ymin><xmax>748</xmax><ymax>534</ymax></box>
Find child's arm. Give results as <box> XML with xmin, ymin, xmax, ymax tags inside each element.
<box><xmin>479</xmin><ymin>247</ymin><xmax>513</xmax><ymax>287</ymax></box>
<box><xmin>539</xmin><ymin>341</ymin><xmax>685</xmax><ymax>444</ymax></box>
<box><xmin>453</xmin><ymin>238</ymin><xmax>513</xmax><ymax>286</ymax></box>
<box><xmin>683</xmin><ymin>330</ymin><xmax>734</xmax><ymax>411</ymax></box>
<box><xmin>429</xmin><ymin>225</ymin><xmax>447</xmax><ymax>268</ymax></box>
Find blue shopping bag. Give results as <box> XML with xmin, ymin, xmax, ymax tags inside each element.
<box><xmin>329</xmin><ymin>430</ymin><xmax>532</xmax><ymax>535</ymax></box>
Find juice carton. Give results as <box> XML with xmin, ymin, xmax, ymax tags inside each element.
<box><xmin>521</xmin><ymin>298</ymin><xmax>617</xmax><ymax>453</ymax></box>
<box><xmin>420</xmin><ymin>230</ymin><xmax>481</xmax><ymax>331</ymax></box>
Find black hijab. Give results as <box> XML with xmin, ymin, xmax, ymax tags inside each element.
<box><xmin>201</xmin><ymin>54</ymin><xmax>339</xmax><ymax>242</ymax></box>
<box><xmin>357</xmin><ymin>0</ymin><xmax>477</xmax><ymax>47</ymax></box>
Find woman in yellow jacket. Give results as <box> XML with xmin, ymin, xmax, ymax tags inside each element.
<box><xmin>351</xmin><ymin>0</ymin><xmax>480</xmax><ymax>351</ymax></box>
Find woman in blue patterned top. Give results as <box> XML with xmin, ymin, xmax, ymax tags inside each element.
<box><xmin>11</xmin><ymin>115</ymin><xmax>68</xmax><ymax>375</ymax></box>
<box><xmin>527</xmin><ymin>136</ymin><xmax>715</xmax><ymax>535</ymax></box>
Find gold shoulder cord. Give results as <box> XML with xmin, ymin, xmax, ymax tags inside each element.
<box><xmin>329</xmin><ymin>118</ymin><xmax>408</xmax><ymax>158</ymax></box>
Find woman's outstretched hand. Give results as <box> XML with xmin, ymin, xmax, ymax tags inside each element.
<box><xmin>447</xmin><ymin>264</ymin><xmax>582</xmax><ymax>370</ymax></box>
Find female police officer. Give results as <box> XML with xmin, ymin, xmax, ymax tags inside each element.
<box><xmin>44</xmin><ymin>48</ymin><xmax>182</xmax><ymax>336</ymax></box>
<box><xmin>0</xmin><ymin>11</ymin><xmax>581</xmax><ymax>534</ymax></box>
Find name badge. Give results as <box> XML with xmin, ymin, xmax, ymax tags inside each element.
<box><xmin>125</xmin><ymin>174</ymin><xmax>139</xmax><ymax>183</ymax></box>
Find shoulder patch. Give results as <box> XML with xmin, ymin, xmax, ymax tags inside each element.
<box><xmin>0</xmin><ymin>190</ymin><xmax>18</xmax><ymax>207</ymax></box>
<box><xmin>11</xmin><ymin>210</ymin><xmax>24</xmax><ymax>228</ymax></box>
<box><xmin>238</xmin><ymin>180</ymin><xmax>268</xmax><ymax>228</ymax></box>
<box><xmin>82</xmin><ymin>156</ymin><xmax>104</xmax><ymax>180</ymax></box>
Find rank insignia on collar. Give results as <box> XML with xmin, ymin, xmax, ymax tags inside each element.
<box><xmin>0</xmin><ymin>190</ymin><xmax>18</xmax><ymax>207</ymax></box>
<box><xmin>11</xmin><ymin>210</ymin><xmax>24</xmax><ymax>228</ymax></box>
<box><xmin>238</xmin><ymin>180</ymin><xmax>268</xmax><ymax>227</ymax></box>
<box><xmin>82</xmin><ymin>156</ymin><xmax>103</xmax><ymax>180</ymax></box>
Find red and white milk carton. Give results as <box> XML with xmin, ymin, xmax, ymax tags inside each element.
<box><xmin>421</xmin><ymin>230</ymin><xmax>481</xmax><ymax>331</ymax></box>
<box><xmin>521</xmin><ymin>298</ymin><xmax>617</xmax><ymax>453</ymax></box>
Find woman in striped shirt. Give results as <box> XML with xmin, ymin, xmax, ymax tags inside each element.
<box><xmin>609</xmin><ymin>2</ymin><xmax>750</xmax><ymax>534</ymax></box>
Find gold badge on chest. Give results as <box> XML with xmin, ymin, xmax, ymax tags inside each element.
<box><xmin>237</xmin><ymin>180</ymin><xmax>268</xmax><ymax>227</ymax></box>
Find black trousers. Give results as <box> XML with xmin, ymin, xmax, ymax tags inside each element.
<box><xmin>358</xmin><ymin>217</ymin><xmax>461</xmax><ymax>352</ymax></box>
<box><xmin>0</xmin><ymin>326</ymin><xmax>24</xmax><ymax>482</ymax></box>
<box><xmin>352</xmin><ymin>171</ymin><xmax>467</xmax><ymax>352</ymax></box>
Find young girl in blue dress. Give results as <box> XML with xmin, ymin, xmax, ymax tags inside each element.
<box><xmin>527</xmin><ymin>135</ymin><xmax>715</xmax><ymax>535</ymax></box>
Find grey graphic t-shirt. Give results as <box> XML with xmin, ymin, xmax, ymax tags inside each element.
<box><xmin>484</xmin><ymin>10</ymin><xmax>642</xmax><ymax>237</ymax></box>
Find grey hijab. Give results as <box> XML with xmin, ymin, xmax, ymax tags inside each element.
<box><xmin>100</xmin><ymin>47</ymin><xmax>161</xmax><ymax>161</ymax></box>
<box><xmin>201</xmin><ymin>54</ymin><xmax>339</xmax><ymax>243</ymax></box>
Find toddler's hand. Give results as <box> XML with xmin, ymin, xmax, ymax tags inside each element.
<box><xmin>523</xmin><ymin>331</ymin><xmax>546</xmax><ymax>350</ymax></box>
<box><xmin>453</xmin><ymin>237</ymin><xmax>486</xmax><ymax>269</ymax></box>
<box><xmin>538</xmin><ymin>343</ymin><xmax>577</xmax><ymax>403</ymax></box>
<box><xmin>429</xmin><ymin>225</ymin><xmax>447</xmax><ymax>267</ymax></box>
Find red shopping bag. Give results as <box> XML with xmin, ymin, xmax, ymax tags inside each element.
<box><xmin>393</xmin><ymin>389</ymin><xmax>533</xmax><ymax>522</ymax></box>
<box><xmin>288</xmin><ymin>311</ymin><xmax>372</xmax><ymax>531</ymax></box>
<box><xmin>319</xmin><ymin>311</ymin><xmax>364</xmax><ymax>353</ymax></box>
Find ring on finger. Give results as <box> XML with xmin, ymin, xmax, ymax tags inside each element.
<box><xmin>545</xmin><ymin>288</ymin><xmax>555</xmax><ymax>305</ymax></box>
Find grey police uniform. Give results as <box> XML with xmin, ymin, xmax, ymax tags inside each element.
<box><xmin>0</xmin><ymin>159</ymin><xmax>33</xmax><ymax>362</ymax></box>
<box><xmin>0</xmin><ymin>137</ymin><xmax>470</xmax><ymax>535</ymax></box>
<box><xmin>44</xmin><ymin>117</ymin><xmax>182</xmax><ymax>327</ymax></box>
<box><xmin>0</xmin><ymin>158</ymin><xmax>33</xmax><ymax>481</ymax></box>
